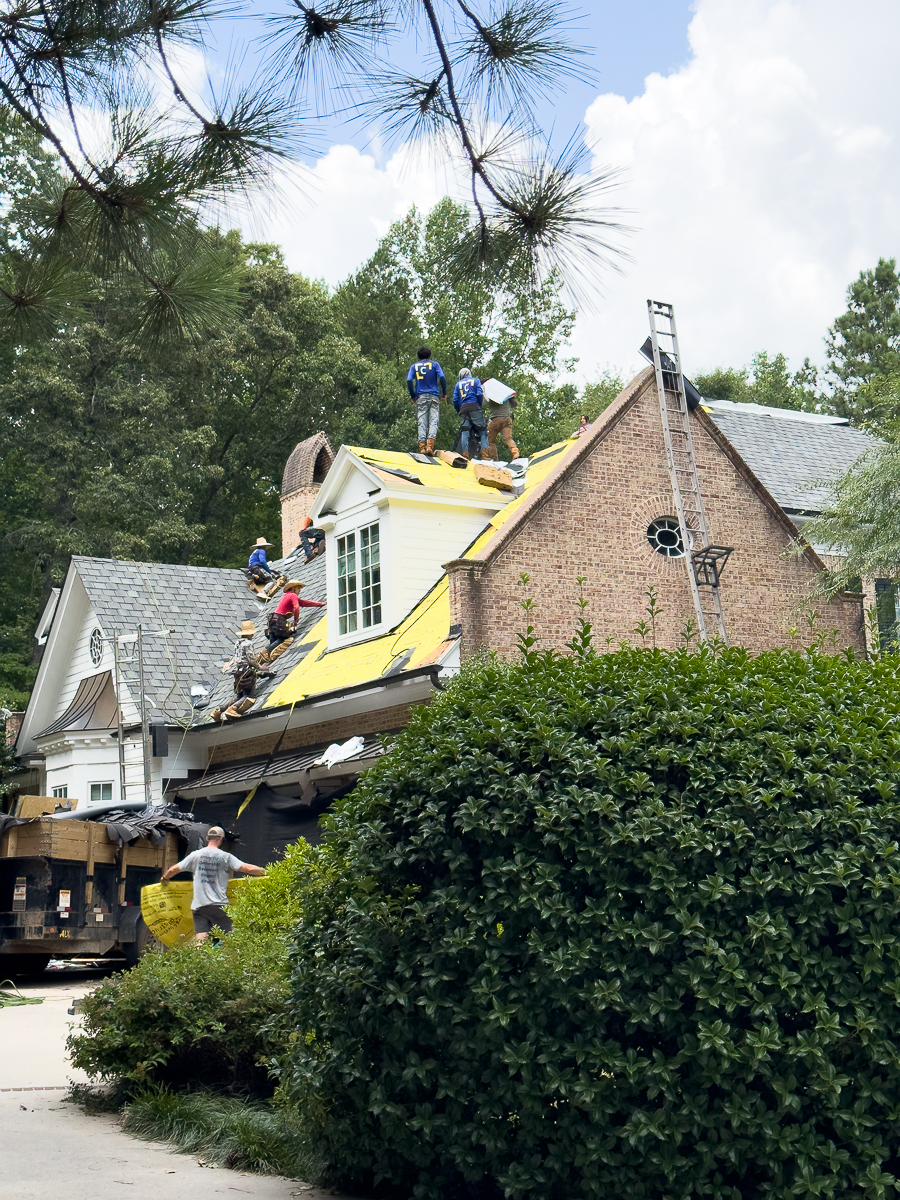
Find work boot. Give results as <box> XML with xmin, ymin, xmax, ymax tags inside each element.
<box><xmin>418</xmin><ymin>441</ymin><xmax>426</xmax><ymax>454</ymax></box>
<box><xmin>211</xmin><ymin>707</ymin><xmax>223</xmax><ymax>722</ymax></box>
<box><xmin>257</xmin><ymin>648</ymin><xmax>272</xmax><ymax>664</ymax></box>
<box><xmin>480</xmin><ymin>448</ymin><xmax>490</xmax><ymax>459</ymax></box>
<box><xmin>487</xmin><ymin>444</ymin><xmax>499</xmax><ymax>461</ymax></box>
<box><xmin>223</xmin><ymin>705</ymin><xmax>242</xmax><ymax>720</ymax></box>
<box><xmin>425</xmin><ymin>438</ymin><xmax>435</xmax><ymax>454</ymax></box>
<box><xmin>461</xmin><ymin>451</ymin><xmax>470</xmax><ymax>461</ymax></box>
<box><xmin>235</xmin><ymin>696</ymin><xmax>255</xmax><ymax>714</ymax></box>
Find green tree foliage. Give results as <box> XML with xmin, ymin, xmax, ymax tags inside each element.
<box><xmin>694</xmin><ymin>351</ymin><xmax>818</xmax><ymax>411</ymax></box>
<box><xmin>0</xmin><ymin>0</ymin><xmax>626</xmax><ymax>341</ymax></box>
<box><xmin>68</xmin><ymin>838</ymin><xmax>325</xmax><ymax>1090</ymax></box>
<box><xmin>283</xmin><ymin>644</ymin><xmax>900</xmax><ymax>1200</ymax></box>
<box><xmin>800</xmin><ymin>431</ymin><xmax>900</xmax><ymax>592</ymax></box>
<box><xmin>335</xmin><ymin>198</ymin><xmax>606</xmax><ymax>455</ymax></box>
<box><xmin>0</xmin><ymin>233</ymin><xmax>406</xmax><ymax>701</ymax></box>
<box><xmin>826</xmin><ymin>258</ymin><xmax>900</xmax><ymax>403</ymax></box>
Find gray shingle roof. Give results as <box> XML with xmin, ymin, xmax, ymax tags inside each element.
<box><xmin>74</xmin><ymin>556</ymin><xmax>285</xmax><ymax>723</ymax></box>
<box><xmin>202</xmin><ymin>549</ymin><xmax>327</xmax><ymax>722</ymax></box>
<box><xmin>705</xmin><ymin>405</ymin><xmax>879</xmax><ymax>513</ymax></box>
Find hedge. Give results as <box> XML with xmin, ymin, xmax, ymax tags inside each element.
<box><xmin>282</xmin><ymin>645</ymin><xmax>900</xmax><ymax>1200</ymax></box>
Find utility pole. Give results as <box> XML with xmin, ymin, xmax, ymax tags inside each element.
<box><xmin>137</xmin><ymin>624</ymin><xmax>152</xmax><ymax>808</ymax></box>
<box><xmin>112</xmin><ymin>628</ymin><xmax>127</xmax><ymax>806</ymax></box>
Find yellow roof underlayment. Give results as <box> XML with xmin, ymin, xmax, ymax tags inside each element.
<box><xmin>265</xmin><ymin>439</ymin><xmax>576</xmax><ymax>706</ymax></box>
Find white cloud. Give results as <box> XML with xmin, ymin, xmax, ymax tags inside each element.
<box><xmin>248</xmin><ymin>0</ymin><xmax>900</xmax><ymax>386</ymax></box>
<box><xmin>577</xmin><ymin>0</ymin><xmax>900</xmax><ymax>382</ymax></box>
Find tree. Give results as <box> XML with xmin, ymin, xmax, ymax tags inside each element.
<box><xmin>0</xmin><ymin>0</ymin><xmax>627</xmax><ymax>341</ymax></box>
<box><xmin>285</xmin><ymin>643</ymin><xmax>900</xmax><ymax>1199</ymax></box>
<box><xmin>799</xmin><ymin>431</ymin><xmax>900</xmax><ymax>594</ymax></box>
<box><xmin>0</xmin><ymin>232</ymin><xmax>406</xmax><ymax>702</ymax></box>
<box><xmin>336</xmin><ymin>198</ymin><xmax>592</xmax><ymax>454</ymax></box>
<box><xmin>694</xmin><ymin>351</ymin><xmax>818</xmax><ymax>411</ymax></box>
<box><xmin>826</xmin><ymin>258</ymin><xmax>900</xmax><ymax>405</ymax></box>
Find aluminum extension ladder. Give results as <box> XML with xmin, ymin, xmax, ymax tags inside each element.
<box><xmin>646</xmin><ymin>299</ymin><xmax>732</xmax><ymax>644</ymax></box>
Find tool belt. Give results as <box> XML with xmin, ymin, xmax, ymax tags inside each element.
<box><xmin>267</xmin><ymin>612</ymin><xmax>293</xmax><ymax>639</ymax></box>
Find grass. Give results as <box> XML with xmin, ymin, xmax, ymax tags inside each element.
<box><xmin>119</xmin><ymin>1086</ymin><xmax>319</xmax><ymax>1178</ymax></box>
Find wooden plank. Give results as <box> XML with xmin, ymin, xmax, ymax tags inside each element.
<box><xmin>117</xmin><ymin>843</ymin><xmax>128</xmax><ymax>906</ymax></box>
<box><xmin>84</xmin><ymin>823</ymin><xmax>97</xmax><ymax>908</ymax></box>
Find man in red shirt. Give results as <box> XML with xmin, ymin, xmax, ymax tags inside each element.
<box><xmin>260</xmin><ymin>580</ymin><xmax>324</xmax><ymax>664</ymax></box>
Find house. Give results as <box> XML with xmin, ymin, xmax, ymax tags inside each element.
<box><xmin>8</xmin><ymin>367</ymin><xmax>879</xmax><ymax>858</ymax></box>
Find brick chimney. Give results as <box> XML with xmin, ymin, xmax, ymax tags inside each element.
<box><xmin>280</xmin><ymin>433</ymin><xmax>335</xmax><ymax>557</ymax></box>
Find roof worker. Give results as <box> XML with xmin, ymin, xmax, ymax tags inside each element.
<box><xmin>161</xmin><ymin>825</ymin><xmax>265</xmax><ymax>944</ymax></box>
<box><xmin>575</xmin><ymin>414</ymin><xmax>590</xmax><ymax>438</ymax></box>
<box><xmin>407</xmin><ymin>345</ymin><xmax>446</xmax><ymax>455</ymax></box>
<box><xmin>451</xmin><ymin>368</ymin><xmax>488</xmax><ymax>461</ymax></box>
<box><xmin>247</xmin><ymin>537</ymin><xmax>285</xmax><ymax>602</ymax></box>
<box><xmin>298</xmin><ymin>516</ymin><xmax>325</xmax><ymax>563</ymax></box>
<box><xmin>486</xmin><ymin>385</ymin><xmax>519</xmax><ymax>462</ymax></box>
<box><xmin>211</xmin><ymin>620</ymin><xmax>269</xmax><ymax>721</ymax></box>
<box><xmin>259</xmin><ymin>579</ymin><xmax>324</xmax><ymax>665</ymax></box>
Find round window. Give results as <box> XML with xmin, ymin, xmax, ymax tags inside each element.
<box><xmin>647</xmin><ymin>517</ymin><xmax>685</xmax><ymax>558</ymax></box>
<box><xmin>89</xmin><ymin>627</ymin><xmax>103</xmax><ymax>667</ymax></box>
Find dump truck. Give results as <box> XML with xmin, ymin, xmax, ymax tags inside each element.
<box><xmin>0</xmin><ymin>814</ymin><xmax>181</xmax><ymax>975</ymax></box>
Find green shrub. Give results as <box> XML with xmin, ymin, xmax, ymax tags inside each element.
<box><xmin>68</xmin><ymin>837</ymin><xmax>327</xmax><ymax>1092</ymax></box>
<box><xmin>122</xmin><ymin>1086</ymin><xmax>318</xmax><ymax>1177</ymax></box>
<box><xmin>283</xmin><ymin>645</ymin><xmax>900</xmax><ymax>1200</ymax></box>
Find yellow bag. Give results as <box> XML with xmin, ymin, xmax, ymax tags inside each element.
<box><xmin>140</xmin><ymin>877</ymin><xmax>251</xmax><ymax>948</ymax></box>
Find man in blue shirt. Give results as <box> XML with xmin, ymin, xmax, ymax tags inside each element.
<box><xmin>451</xmin><ymin>368</ymin><xmax>488</xmax><ymax>460</ymax></box>
<box><xmin>247</xmin><ymin>536</ymin><xmax>284</xmax><ymax>602</ymax></box>
<box><xmin>407</xmin><ymin>346</ymin><xmax>446</xmax><ymax>454</ymax></box>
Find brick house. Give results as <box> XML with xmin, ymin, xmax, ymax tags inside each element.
<box><xmin>445</xmin><ymin>367</ymin><xmax>868</xmax><ymax>656</ymax></box>
<box><xmin>8</xmin><ymin>368</ymin><xmax>876</xmax><ymax>857</ymax></box>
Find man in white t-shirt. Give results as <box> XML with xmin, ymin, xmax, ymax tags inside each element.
<box><xmin>161</xmin><ymin>826</ymin><xmax>265</xmax><ymax>942</ymax></box>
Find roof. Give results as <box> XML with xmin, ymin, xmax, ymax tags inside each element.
<box><xmin>703</xmin><ymin>400</ymin><xmax>878</xmax><ymax>513</ymax></box>
<box><xmin>201</xmin><ymin>549</ymin><xmax>327</xmax><ymax>721</ymax></box>
<box><xmin>178</xmin><ymin>733</ymin><xmax>384</xmax><ymax>796</ymax></box>
<box><xmin>35</xmin><ymin>670</ymin><xmax>117</xmax><ymax>738</ymax></box>
<box><xmin>74</xmin><ymin>556</ymin><xmax>258</xmax><ymax>722</ymax></box>
<box><xmin>265</xmin><ymin>439</ymin><xmax>577</xmax><ymax>708</ymax></box>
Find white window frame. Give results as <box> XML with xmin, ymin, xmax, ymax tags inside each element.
<box><xmin>336</xmin><ymin>521</ymin><xmax>382</xmax><ymax>639</ymax></box>
<box><xmin>89</xmin><ymin>781</ymin><xmax>113</xmax><ymax>805</ymax></box>
<box><xmin>52</xmin><ymin>785</ymin><xmax>68</xmax><ymax>799</ymax></box>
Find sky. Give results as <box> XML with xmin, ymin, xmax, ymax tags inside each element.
<box><xmin>198</xmin><ymin>0</ymin><xmax>900</xmax><ymax>386</ymax></box>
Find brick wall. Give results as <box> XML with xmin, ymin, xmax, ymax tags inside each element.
<box><xmin>280</xmin><ymin>485</ymin><xmax>321</xmax><ymax>558</ymax></box>
<box><xmin>208</xmin><ymin>699</ymin><xmax>428</xmax><ymax>765</ymax></box>
<box><xmin>448</xmin><ymin>379</ymin><xmax>864</xmax><ymax>657</ymax></box>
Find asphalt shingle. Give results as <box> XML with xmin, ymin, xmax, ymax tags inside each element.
<box><xmin>74</xmin><ymin>551</ymin><xmax>326</xmax><ymax>726</ymax></box>
<box><xmin>705</xmin><ymin>405</ymin><xmax>878</xmax><ymax>513</ymax></box>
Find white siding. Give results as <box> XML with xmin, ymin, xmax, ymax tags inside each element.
<box><xmin>387</xmin><ymin>500</ymin><xmax>493</xmax><ymax>623</ymax></box>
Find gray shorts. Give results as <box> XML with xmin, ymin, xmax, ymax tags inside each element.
<box><xmin>192</xmin><ymin>903</ymin><xmax>233</xmax><ymax>934</ymax></box>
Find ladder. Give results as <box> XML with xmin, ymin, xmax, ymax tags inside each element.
<box><xmin>646</xmin><ymin>299</ymin><xmax>731</xmax><ymax>644</ymax></box>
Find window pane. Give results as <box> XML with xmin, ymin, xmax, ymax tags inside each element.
<box><xmin>337</xmin><ymin>533</ymin><xmax>358</xmax><ymax>635</ymax></box>
<box><xmin>90</xmin><ymin>783</ymin><xmax>101</xmax><ymax>803</ymax></box>
<box><xmin>360</xmin><ymin>524</ymin><xmax>382</xmax><ymax>628</ymax></box>
<box><xmin>52</xmin><ymin>786</ymin><xmax>67</xmax><ymax>798</ymax></box>
<box><xmin>102</xmin><ymin>783</ymin><xmax>112</xmax><ymax>803</ymax></box>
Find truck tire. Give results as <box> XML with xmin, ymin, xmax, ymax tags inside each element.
<box><xmin>0</xmin><ymin>954</ymin><xmax>50</xmax><ymax>978</ymax></box>
<box><xmin>122</xmin><ymin>917</ymin><xmax>163</xmax><ymax>968</ymax></box>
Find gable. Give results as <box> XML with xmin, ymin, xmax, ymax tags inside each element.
<box><xmin>445</xmin><ymin>373</ymin><xmax>864</xmax><ymax>655</ymax></box>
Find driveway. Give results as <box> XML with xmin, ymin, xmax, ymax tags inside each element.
<box><xmin>0</xmin><ymin>964</ymin><xmax>358</xmax><ymax>1200</ymax></box>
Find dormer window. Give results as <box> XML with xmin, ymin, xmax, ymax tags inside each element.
<box><xmin>337</xmin><ymin>522</ymin><xmax>382</xmax><ymax>635</ymax></box>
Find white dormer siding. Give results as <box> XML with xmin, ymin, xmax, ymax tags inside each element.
<box><xmin>313</xmin><ymin>448</ymin><xmax>509</xmax><ymax>647</ymax></box>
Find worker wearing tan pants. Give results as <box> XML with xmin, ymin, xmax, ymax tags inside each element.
<box><xmin>487</xmin><ymin>411</ymin><xmax>519</xmax><ymax>460</ymax></box>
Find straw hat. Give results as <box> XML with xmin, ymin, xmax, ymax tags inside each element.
<box><xmin>236</xmin><ymin>620</ymin><xmax>256</xmax><ymax>637</ymax></box>
<box><xmin>283</xmin><ymin>580</ymin><xmax>306</xmax><ymax>592</ymax></box>
<box><xmin>251</xmin><ymin>536</ymin><xmax>273</xmax><ymax>548</ymax></box>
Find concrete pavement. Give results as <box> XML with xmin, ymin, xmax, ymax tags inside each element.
<box><xmin>0</xmin><ymin>965</ymin><xmax>358</xmax><ymax>1200</ymax></box>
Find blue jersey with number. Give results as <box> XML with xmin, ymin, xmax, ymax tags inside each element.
<box><xmin>452</xmin><ymin>377</ymin><xmax>484</xmax><ymax>412</ymax></box>
<box><xmin>407</xmin><ymin>358</ymin><xmax>447</xmax><ymax>398</ymax></box>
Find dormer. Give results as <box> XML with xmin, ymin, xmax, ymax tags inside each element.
<box><xmin>311</xmin><ymin>448</ymin><xmax>516</xmax><ymax>648</ymax></box>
